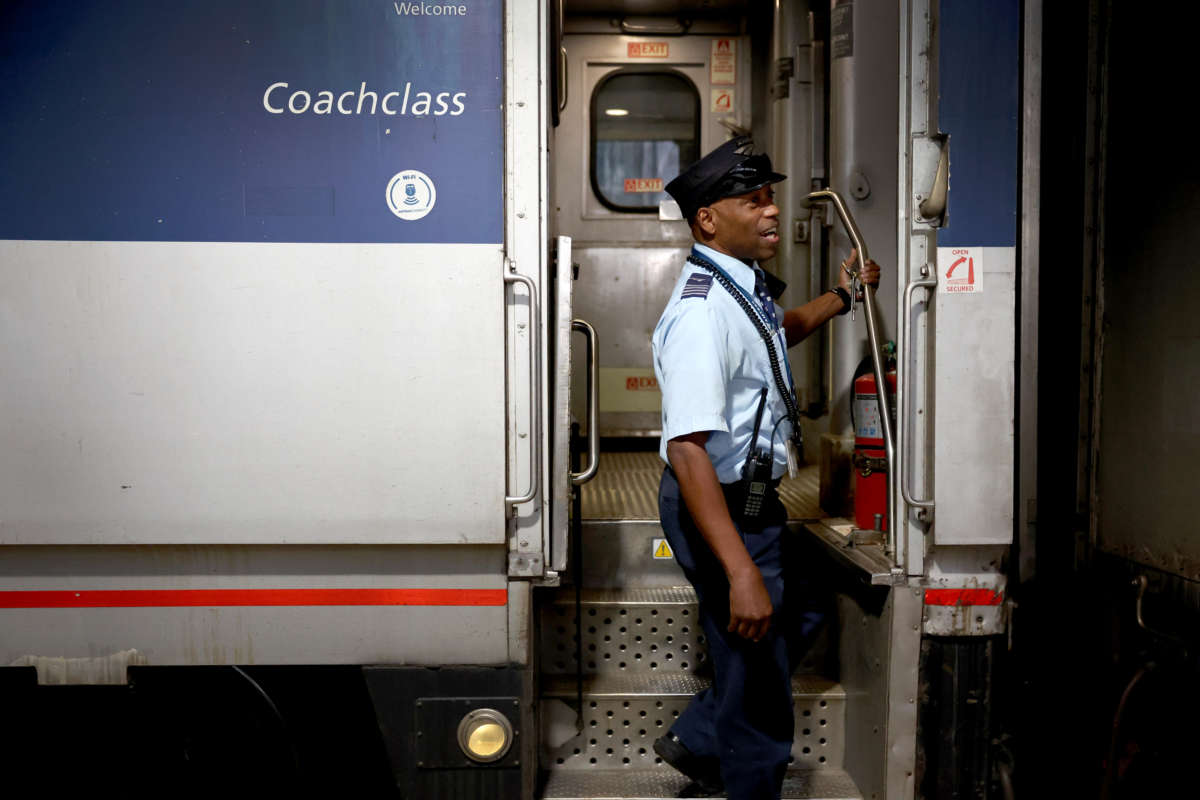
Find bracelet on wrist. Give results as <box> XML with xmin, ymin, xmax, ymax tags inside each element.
<box><xmin>830</xmin><ymin>287</ymin><xmax>852</xmax><ymax>315</ymax></box>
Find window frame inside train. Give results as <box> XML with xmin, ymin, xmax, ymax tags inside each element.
<box><xmin>588</xmin><ymin>69</ymin><xmax>701</xmax><ymax>214</ymax></box>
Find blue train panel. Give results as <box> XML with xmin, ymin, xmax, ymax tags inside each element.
<box><xmin>0</xmin><ymin>0</ymin><xmax>502</xmax><ymax>244</ymax></box>
<box><xmin>938</xmin><ymin>0</ymin><xmax>1020</xmax><ymax>247</ymax></box>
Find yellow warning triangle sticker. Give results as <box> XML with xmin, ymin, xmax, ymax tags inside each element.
<box><xmin>654</xmin><ymin>540</ymin><xmax>673</xmax><ymax>559</ymax></box>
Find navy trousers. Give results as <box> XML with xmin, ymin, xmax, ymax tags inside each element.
<box><xmin>658</xmin><ymin>466</ymin><xmax>796</xmax><ymax>800</ymax></box>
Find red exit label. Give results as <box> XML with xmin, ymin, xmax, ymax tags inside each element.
<box><xmin>624</xmin><ymin>178</ymin><xmax>663</xmax><ymax>193</ymax></box>
<box><xmin>628</xmin><ymin>41</ymin><xmax>669</xmax><ymax>58</ymax></box>
<box><xmin>626</xmin><ymin>376</ymin><xmax>659</xmax><ymax>391</ymax></box>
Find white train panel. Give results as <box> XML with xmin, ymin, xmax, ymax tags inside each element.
<box><xmin>0</xmin><ymin>242</ymin><xmax>505</xmax><ymax>545</ymax></box>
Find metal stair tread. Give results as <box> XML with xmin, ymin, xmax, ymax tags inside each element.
<box><xmin>549</xmin><ymin>587</ymin><xmax>698</xmax><ymax>605</ymax></box>
<box><xmin>541</xmin><ymin>672</ymin><xmax>845</xmax><ymax>699</ymax></box>
<box><xmin>541</xmin><ymin>767</ymin><xmax>862</xmax><ymax>799</ymax></box>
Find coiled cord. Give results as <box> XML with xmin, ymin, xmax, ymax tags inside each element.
<box><xmin>687</xmin><ymin>254</ymin><xmax>802</xmax><ymax>439</ymax></box>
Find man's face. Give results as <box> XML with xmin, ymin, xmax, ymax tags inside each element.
<box><xmin>702</xmin><ymin>185</ymin><xmax>781</xmax><ymax>262</ymax></box>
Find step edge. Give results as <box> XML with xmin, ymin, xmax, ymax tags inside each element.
<box><xmin>540</xmin><ymin>674</ymin><xmax>846</xmax><ymax>699</ymax></box>
<box><xmin>540</xmin><ymin>766</ymin><xmax>863</xmax><ymax>800</ymax></box>
<box><xmin>547</xmin><ymin>588</ymin><xmax>698</xmax><ymax>605</ymax></box>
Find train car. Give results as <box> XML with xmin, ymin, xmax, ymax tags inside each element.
<box><xmin>3</xmin><ymin>1</ymin><xmax>1189</xmax><ymax>798</ymax></box>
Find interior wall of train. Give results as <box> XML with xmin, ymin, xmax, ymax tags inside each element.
<box><xmin>1</xmin><ymin>0</ymin><xmax>1197</xmax><ymax>798</ymax></box>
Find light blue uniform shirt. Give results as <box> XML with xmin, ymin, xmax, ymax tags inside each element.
<box><xmin>652</xmin><ymin>243</ymin><xmax>795</xmax><ymax>483</ymax></box>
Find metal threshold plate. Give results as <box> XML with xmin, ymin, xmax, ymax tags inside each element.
<box><xmin>541</xmin><ymin>767</ymin><xmax>862</xmax><ymax>799</ymax></box>
<box><xmin>549</xmin><ymin>587</ymin><xmax>698</xmax><ymax>606</ymax></box>
<box><xmin>797</xmin><ymin>520</ymin><xmax>899</xmax><ymax>585</ymax></box>
<box><xmin>542</xmin><ymin>673</ymin><xmax>845</xmax><ymax>700</ymax></box>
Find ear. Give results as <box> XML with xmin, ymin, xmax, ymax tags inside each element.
<box><xmin>695</xmin><ymin>207</ymin><xmax>716</xmax><ymax>236</ymax></box>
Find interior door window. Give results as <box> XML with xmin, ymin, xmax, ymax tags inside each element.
<box><xmin>590</xmin><ymin>71</ymin><xmax>700</xmax><ymax>212</ymax></box>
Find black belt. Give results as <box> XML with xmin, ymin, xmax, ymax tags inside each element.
<box><xmin>664</xmin><ymin>465</ymin><xmax>781</xmax><ymax>494</ymax></box>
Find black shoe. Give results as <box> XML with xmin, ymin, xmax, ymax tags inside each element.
<box><xmin>653</xmin><ymin>732</ymin><xmax>724</xmax><ymax>796</ymax></box>
<box><xmin>677</xmin><ymin>781</ymin><xmax>725</xmax><ymax>798</ymax></box>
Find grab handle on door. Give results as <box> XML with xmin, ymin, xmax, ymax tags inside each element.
<box><xmin>899</xmin><ymin>268</ymin><xmax>937</xmax><ymax>520</ymax></box>
<box><xmin>570</xmin><ymin>319</ymin><xmax>599</xmax><ymax>485</ymax></box>
<box><xmin>619</xmin><ymin>17</ymin><xmax>691</xmax><ymax>35</ymax></box>
<box><xmin>505</xmin><ymin>269</ymin><xmax>541</xmax><ymax>506</ymax></box>
<box><xmin>558</xmin><ymin>46</ymin><xmax>568</xmax><ymax>113</ymax></box>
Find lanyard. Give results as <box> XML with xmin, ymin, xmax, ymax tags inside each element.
<box><xmin>687</xmin><ymin>249</ymin><xmax>798</xmax><ymax>394</ymax></box>
<box><xmin>686</xmin><ymin>250</ymin><xmax>802</xmax><ymax>442</ymax></box>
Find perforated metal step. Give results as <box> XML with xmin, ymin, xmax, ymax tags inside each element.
<box><xmin>541</xmin><ymin>767</ymin><xmax>862</xmax><ymax>799</ymax></box>
<box><xmin>539</xmin><ymin>674</ymin><xmax>845</xmax><ymax>773</ymax></box>
<box><xmin>541</xmin><ymin>588</ymin><xmax>705</xmax><ymax>675</ymax></box>
<box><xmin>542</xmin><ymin>587</ymin><xmax>834</xmax><ymax>678</ymax></box>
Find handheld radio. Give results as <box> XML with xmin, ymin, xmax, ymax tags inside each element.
<box><xmin>739</xmin><ymin>388</ymin><xmax>774</xmax><ymax>519</ymax></box>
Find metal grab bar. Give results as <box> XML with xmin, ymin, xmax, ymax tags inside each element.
<box><xmin>558</xmin><ymin>46</ymin><xmax>568</xmax><ymax>114</ymax></box>
<box><xmin>557</xmin><ymin>0</ymin><xmax>567</xmax><ymax>114</ymax></box>
<box><xmin>505</xmin><ymin>269</ymin><xmax>541</xmax><ymax>506</ymax></box>
<box><xmin>619</xmin><ymin>17</ymin><xmax>691</xmax><ymax>35</ymax></box>
<box><xmin>802</xmin><ymin>189</ymin><xmax>898</xmax><ymax>567</ymax></box>
<box><xmin>900</xmin><ymin>270</ymin><xmax>937</xmax><ymax>519</ymax></box>
<box><xmin>570</xmin><ymin>319</ymin><xmax>600</xmax><ymax>485</ymax></box>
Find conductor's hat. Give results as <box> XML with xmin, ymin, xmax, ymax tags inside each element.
<box><xmin>665</xmin><ymin>136</ymin><xmax>786</xmax><ymax>221</ymax></box>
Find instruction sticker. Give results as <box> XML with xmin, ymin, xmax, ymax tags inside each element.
<box><xmin>652</xmin><ymin>538</ymin><xmax>674</xmax><ymax>560</ymax></box>
<box><xmin>710</xmin><ymin>38</ymin><xmax>736</xmax><ymax>85</ymax></box>
<box><xmin>831</xmin><ymin>2</ymin><xmax>854</xmax><ymax>59</ymax></box>
<box><xmin>937</xmin><ymin>247</ymin><xmax>985</xmax><ymax>294</ymax></box>
<box><xmin>711</xmin><ymin>88</ymin><xmax>734</xmax><ymax>113</ymax></box>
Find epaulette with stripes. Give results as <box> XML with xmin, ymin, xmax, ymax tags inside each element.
<box><xmin>680</xmin><ymin>272</ymin><xmax>713</xmax><ymax>300</ymax></box>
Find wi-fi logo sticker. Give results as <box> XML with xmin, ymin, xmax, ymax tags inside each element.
<box><xmin>386</xmin><ymin>170</ymin><xmax>436</xmax><ymax>220</ymax></box>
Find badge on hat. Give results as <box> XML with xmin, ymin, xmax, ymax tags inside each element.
<box><xmin>664</xmin><ymin>136</ymin><xmax>787</xmax><ymax>221</ymax></box>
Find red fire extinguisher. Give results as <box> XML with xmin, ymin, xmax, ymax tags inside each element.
<box><xmin>852</xmin><ymin>355</ymin><xmax>896</xmax><ymax>532</ymax></box>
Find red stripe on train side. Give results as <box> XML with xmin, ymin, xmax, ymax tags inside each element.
<box><xmin>0</xmin><ymin>588</ymin><xmax>508</xmax><ymax>609</ymax></box>
<box><xmin>923</xmin><ymin>588</ymin><xmax>1003</xmax><ymax>606</ymax></box>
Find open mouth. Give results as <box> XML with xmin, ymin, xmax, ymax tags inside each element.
<box><xmin>760</xmin><ymin>227</ymin><xmax>779</xmax><ymax>243</ymax></box>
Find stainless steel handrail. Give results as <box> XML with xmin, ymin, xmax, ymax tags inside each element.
<box><xmin>900</xmin><ymin>269</ymin><xmax>937</xmax><ymax>519</ymax></box>
<box><xmin>504</xmin><ymin>270</ymin><xmax>541</xmax><ymax>506</ymax></box>
<box><xmin>570</xmin><ymin>319</ymin><xmax>600</xmax><ymax>485</ymax></box>
<box><xmin>803</xmin><ymin>189</ymin><xmax>898</xmax><ymax>565</ymax></box>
